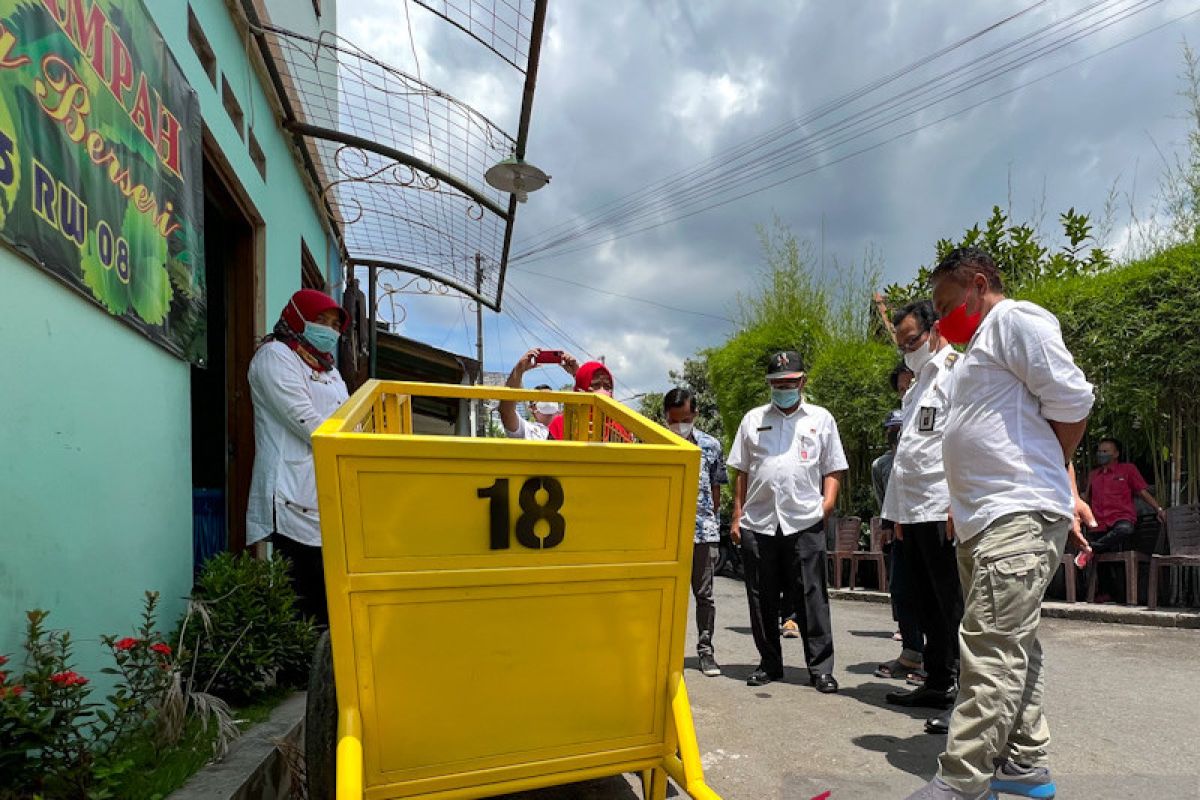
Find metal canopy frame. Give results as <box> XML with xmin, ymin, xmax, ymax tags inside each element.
<box><xmin>240</xmin><ymin>0</ymin><xmax>547</xmax><ymax>313</ymax></box>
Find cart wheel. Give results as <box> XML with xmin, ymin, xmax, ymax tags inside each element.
<box><xmin>306</xmin><ymin>629</ymin><xmax>337</xmax><ymax>800</ymax></box>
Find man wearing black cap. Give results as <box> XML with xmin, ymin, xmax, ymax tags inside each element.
<box><xmin>727</xmin><ymin>350</ymin><xmax>849</xmax><ymax>692</ymax></box>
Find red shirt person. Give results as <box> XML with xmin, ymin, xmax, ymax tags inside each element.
<box><xmin>1084</xmin><ymin>437</ymin><xmax>1167</xmax><ymax>554</ymax></box>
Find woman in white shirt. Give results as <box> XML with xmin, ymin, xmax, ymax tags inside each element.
<box><xmin>246</xmin><ymin>289</ymin><xmax>349</xmax><ymax>625</ymax></box>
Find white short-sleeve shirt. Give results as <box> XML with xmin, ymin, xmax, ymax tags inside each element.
<box><xmin>882</xmin><ymin>345</ymin><xmax>956</xmax><ymax>525</ymax></box>
<box><xmin>727</xmin><ymin>401</ymin><xmax>849</xmax><ymax>535</ymax></box>
<box><xmin>504</xmin><ymin>415</ymin><xmax>549</xmax><ymax>441</ymax></box>
<box><xmin>942</xmin><ymin>299</ymin><xmax>1094</xmax><ymax>541</ymax></box>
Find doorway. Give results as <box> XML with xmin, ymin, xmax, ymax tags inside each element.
<box><xmin>190</xmin><ymin>152</ymin><xmax>258</xmax><ymax>570</ymax></box>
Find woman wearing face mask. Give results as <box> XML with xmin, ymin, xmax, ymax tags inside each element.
<box><xmin>246</xmin><ymin>289</ymin><xmax>349</xmax><ymax>626</ymax></box>
<box><xmin>546</xmin><ymin>361</ymin><xmax>633</xmax><ymax>442</ymax></box>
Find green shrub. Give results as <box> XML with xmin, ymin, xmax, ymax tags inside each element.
<box><xmin>174</xmin><ymin>554</ymin><xmax>316</xmax><ymax>703</ymax></box>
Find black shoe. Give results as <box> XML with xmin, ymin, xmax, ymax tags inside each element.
<box><xmin>698</xmin><ymin>655</ymin><xmax>721</xmax><ymax>677</ymax></box>
<box><xmin>924</xmin><ymin>710</ymin><xmax>951</xmax><ymax>734</ymax></box>
<box><xmin>747</xmin><ymin>667</ymin><xmax>783</xmax><ymax>686</ymax></box>
<box><xmin>810</xmin><ymin>673</ymin><xmax>839</xmax><ymax>693</ymax></box>
<box><xmin>886</xmin><ymin>685</ymin><xmax>956</xmax><ymax>709</ymax></box>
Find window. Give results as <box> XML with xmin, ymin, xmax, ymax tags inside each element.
<box><xmin>187</xmin><ymin>7</ymin><xmax>217</xmax><ymax>87</ymax></box>
<box><xmin>248</xmin><ymin>129</ymin><xmax>266</xmax><ymax>181</ymax></box>
<box><xmin>221</xmin><ymin>74</ymin><xmax>244</xmax><ymax>140</ymax></box>
<box><xmin>301</xmin><ymin>240</ymin><xmax>326</xmax><ymax>291</ymax></box>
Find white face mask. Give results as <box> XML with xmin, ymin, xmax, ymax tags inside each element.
<box><xmin>903</xmin><ymin>340</ymin><xmax>935</xmax><ymax>373</ymax></box>
<box><xmin>668</xmin><ymin>421</ymin><xmax>694</xmax><ymax>439</ymax></box>
<box><xmin>534</xmin><ymin>401</ymin><xmax>561</xmax><ymax>416</ymax></box>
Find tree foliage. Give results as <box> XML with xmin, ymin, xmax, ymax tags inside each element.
<box><xmin>883</xmin><ymin>205</ymin><xmax>1111</xmax><ymax>307</ymax></box>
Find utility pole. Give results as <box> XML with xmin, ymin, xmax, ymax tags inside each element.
<box><xmin>475</xmin><ymin>253</ymin><xmax>485</xmax><ymax>437</ymax></box>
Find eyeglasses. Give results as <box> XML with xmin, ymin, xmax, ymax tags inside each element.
<box><xmin>896</xmin><ymin>329</ymin><xmax>929</xmax><ymax>353</ymax></box>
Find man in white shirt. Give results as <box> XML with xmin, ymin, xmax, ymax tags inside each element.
<box><xmin>498</xmin><ymin>348</ymin><xmax>578</xmax><ymax>439</ymax></box>
<box><xmin>905</xmin><ymin>248</ymin><xmax>1096</xmax><ymax>800</ymax></box>
<box><xmin>728</xmin><ymin>351</ymin><xmax>848</xmax><ymax>693</ymax></box>
<box><xmin>883</xmin><ymin>301</ymin><xmax>964</xmax><ymax>731</ymax></box>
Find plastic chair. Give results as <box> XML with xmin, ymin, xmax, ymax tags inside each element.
<box><xmin>829</xmin><ymin>516</ymin><xmax>862</xmax><ymax>589</ymax></box>
<box><xmin>1148</xmin><ymin>504</ymin><xmax>1200</xmax><ymax>610</ymax></box>
<box><xmin>850</xmin><ymin>517</ymin><xmax>888</xmax><ymax>590</ymax></box>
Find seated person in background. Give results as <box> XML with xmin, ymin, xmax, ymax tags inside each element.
<box><xmin>499</xmin><ymin>348</ymin><xmax>578</xmax><ymax>440</ymax></box>
<box><xmin>1085</xmin><ymin>436</ymin><xmax>1167</xmax><ymax>554</ymax></box>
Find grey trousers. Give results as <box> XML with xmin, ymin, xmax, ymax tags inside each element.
<box><xmin>691</xmin><ymin>543</ymin><xmax>718</xmax><ymax>657</ymax></box>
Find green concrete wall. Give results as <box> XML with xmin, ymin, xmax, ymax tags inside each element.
<box><xmin>0</xmin><ymin>0</ymin><xmax>336</xmax><ymax>682</ymax></box>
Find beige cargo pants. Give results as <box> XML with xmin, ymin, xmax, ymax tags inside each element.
<box><xmin>938</xmin><ymin>511</ymin><xmax>1070</xmax><ymax>794</ymax></box>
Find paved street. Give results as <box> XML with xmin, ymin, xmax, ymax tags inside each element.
<box><xmin>508</xmin><ymin>575</ymin><xmax>1200</xmax><ymax>800</ymax></box>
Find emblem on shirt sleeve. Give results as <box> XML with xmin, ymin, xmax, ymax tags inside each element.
<box><xmin>944</xmin><ymin>353</ymin><xmax>960</xmax><ymax>369</ymax></box>
<box><xmin>918</xmin><ymin>407</ymin><xmax>937</xmax><ymax>432</ymax></box>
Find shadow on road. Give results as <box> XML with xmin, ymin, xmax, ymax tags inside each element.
<box><xmin>853</xmin><ymin>732</ymin><xmax>944</xmax><ymax>781</ymax></box>
<box><xmin>847</xmin><ymin>628</ymin><xmax>897</xmax><ymax>639</ymax></box>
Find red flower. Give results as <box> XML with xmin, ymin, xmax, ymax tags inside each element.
<box><xmin>150</xmin><ymin>643</ymin><xmax>172</xmax><ymax>657</ymax></box>
<box><xmin>11</xmin><ymin>685</ymin><xmax>24</xmax><ymax>697</ymax></box>
<box><xmin>50</xmin><ymin>671</ymin><xmax>88</xmax><ymax>687</ymax></box>
<box><xmin>114</xmin><ymin>637</ymin><xmax>139</xmax><ymax>651</ymax></box>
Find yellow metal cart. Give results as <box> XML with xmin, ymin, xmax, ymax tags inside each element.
<box><xmin>306</xmin><ymin>381</ymin><xmax>721</xmax><ymax>800</ymax></box>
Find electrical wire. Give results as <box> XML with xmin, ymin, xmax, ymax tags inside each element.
<box><xmin>511</xmin><ymin>1</ymin><xmax>1189</xmax><ymax>266</ymax></box>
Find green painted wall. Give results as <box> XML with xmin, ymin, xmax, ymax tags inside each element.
<box><xmin>0</xmin><ymin>0</ymin><xmax>336</xmax><ymax>682</ymax></box>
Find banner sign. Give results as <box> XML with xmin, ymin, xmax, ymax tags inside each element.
<box><xmin>0</xmin><ymin>0</ymin><xmax>205</xmax><ymax>360</ymax></box>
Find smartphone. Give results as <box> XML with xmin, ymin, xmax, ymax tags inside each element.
<box><xmin>534</xmin><ymin>349</ymin><xmax>564</xmax><ymax>365</ymax></box>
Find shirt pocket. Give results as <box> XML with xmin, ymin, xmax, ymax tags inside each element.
<box><xmin>794</xmin><ymin>433</ymin><xmax>821</xmax><ymax>466</ymax></box>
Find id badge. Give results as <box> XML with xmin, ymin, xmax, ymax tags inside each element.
<box><xmin>918</xmin><ymin>406</ymin><xmax>937</xmax><ymax>432</ymax></box>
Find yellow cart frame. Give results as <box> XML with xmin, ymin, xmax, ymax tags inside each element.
<box><xmin>311</xmin><ymin>381</ymin><xmax>720</xmax><ymax>800</ymax></box>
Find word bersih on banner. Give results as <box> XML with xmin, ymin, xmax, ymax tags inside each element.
<box><xmin>0</xmin><ymin>0</ymin><xmax>205</xmax><ymax>360</ymax></box>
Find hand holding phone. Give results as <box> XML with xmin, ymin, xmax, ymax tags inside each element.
<box><xmin>535</xmin><ymin>349</ymin><xmax>564</xmax><ymax>365</ymax></box>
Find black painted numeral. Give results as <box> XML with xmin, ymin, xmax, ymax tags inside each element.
<box><xmin>515</xmin><ymin>477</ymin><xmax>566</xmax><ymax>549</ymax></box>
<box><xmin>476</xmin><ymin>478</ymin><xmax>510</xmax><ymax>550</ymax></box>
<box><xmin>478</xmin><ymin>476</ymin><xmax>566</xmax><ymax>550</ymax></box>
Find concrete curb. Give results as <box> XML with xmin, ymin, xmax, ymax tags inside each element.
<box><xmin>168</xmin><ymin>692</ymin><xmax>306</xmax><ymax>800</ymax></box>
<box><xmin>830</xmin><ymin>588</ymin><xmax>1200</xmax><ymax>629</ymax></box>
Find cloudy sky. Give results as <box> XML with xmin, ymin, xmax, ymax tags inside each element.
<box><xmin>338</xmin><ymin>0</ymin><xmax>1199</xmax><ymax>399</ymax></box>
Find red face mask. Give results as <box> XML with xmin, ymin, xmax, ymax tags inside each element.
<box><xmin>936</xmin><ymin>300</ymin><xmax>982</xmax><ymax>345</ymax></box>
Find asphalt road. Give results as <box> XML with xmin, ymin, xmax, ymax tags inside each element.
<box><xmin>504</xmin><ymin>575</ymin><xmax>1200</xmax><ymax>800</ymax></box>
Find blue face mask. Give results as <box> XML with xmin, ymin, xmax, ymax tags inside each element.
<box><xmin>771</xmin><ymin>388</ymin><xmax>801</xmax><ymax>409</ymax></box>
<box><xmin>301</xmin><ymin>321</ymin><xmax>340</xmax><ymax>354</ymax></box>
<box><xmin>291</xmin><ymin>299</ymin><xmax>341</xmax><ymax>354</ymax></box>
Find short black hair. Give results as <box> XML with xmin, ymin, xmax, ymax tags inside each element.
<box><xmin>1099</xmin><ymin>436</ymin><xmax>1124</xmax><ymax>461</ymax></box>
<box><xmin>534</xmin><ymin>384</ymin><xmax>552</xmax><ymax>391</ymax></box>
<box><xmin>663</xmin><ymin>387</ymin><xmax>695</xmax><ymax>413</ymax></box>
<box><xmin>930</xmin><ymin>246</ymin><xmax>1004</xmax><ymax>292</ymax></box>
<box><xmin>888</xmin><ymin>361</ymin><xmax>913</xmax><ymax>392</ymax></box>
<box><xmin>892</xmin><ymin>299</ymin><xmax>937</xmax><ymax>333</ymax></box>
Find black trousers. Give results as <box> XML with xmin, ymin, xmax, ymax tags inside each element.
<box><xmin>741</xmin><ymin>523</ymin><xmax>834</xmax><ymax>675</ymax></box>
<box><xmin>901</xmin><ymin>521</ymin><xmax>962</xmax><ymax>692</ymax></box>
<box><xmin>272</xmin><ymin>534</ymin><xmax>329</xmax><ymax>626</ymax></box>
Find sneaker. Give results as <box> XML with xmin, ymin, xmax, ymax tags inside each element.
<box><xmin>904</xmin><ymin>777</ymin><xmax>996</xmax><ymax>800</ymax></box>
<box><xmin>698</xmin><ymin>654</ymin><xmax>721</xmax><ymax>677</ymax></box>
<box><xmin>991</xmin><ymin>760</ymin><xmax>1056</xmax><ymax>798</ymax></box>
<box><xmin>781</xmin><ymin>619</ymin><xmax>800</xmax><ymax>638</ymax></box>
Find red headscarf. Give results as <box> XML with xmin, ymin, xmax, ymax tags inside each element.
<box><xmin>266</xmin><ymin>289</ymin><xmax>348</xmax><ymax>372</ymax></box>
<box><xmin>547</xmin><ymin>361</ymin><xmax>630</xmax><ymax>442</ymax></box>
